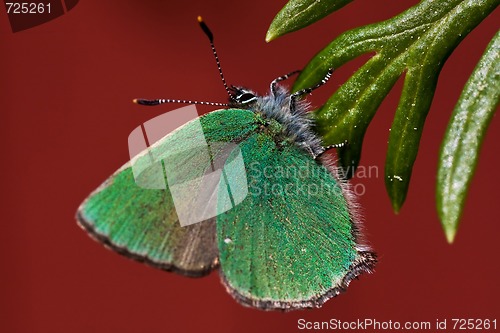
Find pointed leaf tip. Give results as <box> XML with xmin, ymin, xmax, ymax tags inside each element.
<box><xmin>392</xmin><ymin>203</ymin><xmax>401</xmax><ymax>215</ymax></box>
<box><xmin>386</xmin><ymin>172</ymin><xmax>410</xmax><ymax>215</ymax></box>
<box><xmin>266</xmin><ymin>0</ymin><xmax>353</xmax><ymax>41</ymax></box>
<box><xmin>265</xmin><ymin>30</ymin><xmax>274</xmax><ymax>43</ymax></box>
<box><xmin>445</xmin><ymin>228</ymin><xmax>456</xmax><ymax>244</ymax></box>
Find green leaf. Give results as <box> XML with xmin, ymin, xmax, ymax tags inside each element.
<box><xmin>266</xmin><ymin>0</ymin><xmax>353</xmax><ymax>42</ymax></box>
<box><xmin>437</xmin><ymin>31</ymin><xmax>500</xmax><ymax>244</ymax></box>
<box><xmin>294</xmin><ymin>0</ymin><xmax>499</xmax><ymax>211</ymax></box>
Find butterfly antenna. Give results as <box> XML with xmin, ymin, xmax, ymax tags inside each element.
<box><xmin>197</xmin><ymin>16</ymin><xmax>232</xmax><ymax>98</ymax></box>
<box><xmin>133</xmin><ymin>98</ymin><xmax>228</xmax><ymax>107</ymax></box>
<box><xmin>133</xmin><ymin>17</ymin><xmax>231</xmax><ymax>107</ymax></box>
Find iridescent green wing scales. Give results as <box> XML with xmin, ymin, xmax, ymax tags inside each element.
<box><xmin>77</xmin><ymin>109</ymin><xmax>260</xmax><ymax>277</ymax></box>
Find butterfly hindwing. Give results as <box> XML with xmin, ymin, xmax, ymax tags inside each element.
<box><xmin>216</xmin><ymin>131</ymin><xmax>375</xmax><ymax>309</ymax></box>
<box><xmin>77</xmin><ymin>109</ymin><xmax>261</xmax><ymax>277</ymax></box>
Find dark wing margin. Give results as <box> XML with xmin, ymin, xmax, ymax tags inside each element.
<box><xmin>76</xmin><ymin>166</ymin><xmax>219</xmax><ymax>277</ymax></box>
<box><xmin>220</xmin><ymin>250</ymin><xmax>376</xmax><ymax>310</ymax></box>
<box><xmin>76</xmin><ymin>212</ymin><xmax>219</xmax><ymax>277</ymax></box>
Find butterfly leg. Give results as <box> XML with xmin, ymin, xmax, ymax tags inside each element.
<box><xmin>289</xmin><ymin>68</ymin><xmax>334</xmax><ymax>113</ymax></box>
<box><xmin>314</xmin><ymin>140</ymin><xmax>349</xmax><ymax>159</ymax></box>
<box><xmin>324</xmin><ymin>140</ymin><xmax>348</xmax><ymax>150</ymax></box>
<box><xmin>270</xmin><ymin>70</ymin><xmax>301</xmax><ymax>96</ymax></box>
<box><xmin>299</xmin><ymin>143</ymin><xmax>320</xmax><ymax>159</ymax></box>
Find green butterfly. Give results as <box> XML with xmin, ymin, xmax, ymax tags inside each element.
<box><xmin>76</xmin><ymin>17</ymin><xmax>375</xmax><ymax>311</ymax></box>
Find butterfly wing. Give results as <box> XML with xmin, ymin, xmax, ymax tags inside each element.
<box><xmin>77</xmin><ymin>109</ymin><xmax>260</xmax><ymax>277</ymax></box>
<box><xmin>216</xmin><ymin>132</ymin><xmax>376</xmax><ymax>309</ymax></box>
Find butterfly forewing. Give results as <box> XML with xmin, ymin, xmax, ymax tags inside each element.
<box><xmin>77</xmin><ymin>109</ymin><xmax>260</xmax><ymax>276</ymax></box>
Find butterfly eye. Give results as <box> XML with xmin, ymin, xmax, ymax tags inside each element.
<box><xmin>237</xmin><ymin>92</ymin><xmax>258</xmax><ymax>104</ymax></box>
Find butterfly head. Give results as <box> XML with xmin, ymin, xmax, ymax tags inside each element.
<box><xmin>228</xmin><ymin>86</ymin><xmax>259</xmax><ymax>108</ymax></box>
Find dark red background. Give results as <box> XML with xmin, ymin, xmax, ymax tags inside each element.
<box><xmin>1</xmin><ymin>1</ymin><xmax>499</xmax><ymax>332</ymax></box>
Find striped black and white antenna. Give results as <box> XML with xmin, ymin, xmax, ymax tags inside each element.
<box><xmin>133</xmin><ymin>16</ymin><xmax>230</xmax><ymax>107</ymax></box>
